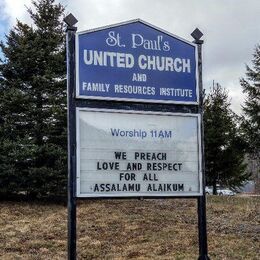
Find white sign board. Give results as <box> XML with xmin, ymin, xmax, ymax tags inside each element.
<box><xmin>76</xmin><ymin>108</ymin><xmax>202</xmax><ymax>197</ymax></box>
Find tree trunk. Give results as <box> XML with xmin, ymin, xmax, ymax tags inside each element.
<box><xmin>213</xmin><ymin>178</ymin><xmax>218</xmax><ymax>195</ymax></box>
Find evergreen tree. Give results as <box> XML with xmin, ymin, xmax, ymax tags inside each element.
<box><xmin>0</xmin><ymin>0</ymin><xmax>67</xmax><ymax>198</ymax></box>
<box><xmin>240</xmin><ymin>44</ymin><xmax>260</xmax><ymax>192</ymax></box>
<box><xmin>204</xmin><ymin>83</ymin><xmax>249</xmax><ymax>194</ymax></box>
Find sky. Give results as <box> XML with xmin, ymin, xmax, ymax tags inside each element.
<box><xmin>0</xmin><ymin>0</ymin><xmax>259</xmax><ymax>114</ymax></box>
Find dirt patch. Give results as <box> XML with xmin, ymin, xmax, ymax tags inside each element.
<box><xmin>0</xmin><ymin>196</ymin><xmax>259</xmax><ymax>259</ymax></box>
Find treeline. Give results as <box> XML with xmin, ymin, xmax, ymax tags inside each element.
<box><xmin>0</xmin><ymin>0</ymin><xmax>259</xmax><ymax>198</ymax></box>
<box><xmin>0</xmin><ymin>0</ymin><xmax>67</xmax><ymax>198</ymax></box>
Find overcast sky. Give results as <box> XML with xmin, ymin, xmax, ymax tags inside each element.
<box><xmin>0</xmin><ymin>0</ymin><xmax>259</xmax><ymax>114</ymax></box>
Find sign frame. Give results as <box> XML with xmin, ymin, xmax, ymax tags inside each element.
<box><xmin>76</xmin><ymin>107</ymin><xmax>203</xmax><ymax>198</ymax></box>
<box><xmin>65</xmin><ymin>14</ymin><xmax>210</xmax><ymax>259</ymax></box>
<box><xmin>75</xmin><ymin>19</ymin><xmax>199</xmax><ymax>105</ymax></box>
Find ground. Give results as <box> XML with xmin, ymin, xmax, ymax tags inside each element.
<box><xmin>0</xmin><ymin>196</ymin><xmax>259</xmax><ymax>259</ymax></box>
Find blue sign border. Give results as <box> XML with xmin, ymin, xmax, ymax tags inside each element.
<box><xmin>76</xmin><ymin>19</ymin><xmax>199</xmax><ymax>105</ymax></box>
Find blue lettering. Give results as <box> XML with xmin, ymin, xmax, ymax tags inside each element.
<box><xmin>110</xmin><ymin>128</ymin><xmax>147</xmax><ymax>139</ymax></box>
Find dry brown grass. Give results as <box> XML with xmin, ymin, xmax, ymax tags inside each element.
<box><xmin>0</xmin><ymin>196</ymin><xmax>259</xmax><ymax>259</ymax></box>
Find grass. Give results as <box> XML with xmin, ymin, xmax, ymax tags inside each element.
<box><xmin>0</xmin><ymin>196</ymin><xmax>259</xmax><ymax>259</ymax></box>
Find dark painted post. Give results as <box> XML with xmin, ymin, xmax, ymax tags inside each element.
<box><xmin>64</xmin><ymin>14</ymin><xmax>78</xmax><ymax>260</ymax></box>
<box><xmin>191</xmin><ymin>28</ymin><xmax>210</xmax><ymax>260</ymax></box>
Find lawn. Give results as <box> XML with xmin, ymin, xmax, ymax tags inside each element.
<box><xmin>0</xmin><ymin>196</ymin><xmax>259</xmax><ymax>259</ymax></box>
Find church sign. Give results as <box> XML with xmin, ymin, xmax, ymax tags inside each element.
<box><xmin>66</xmin><ymin>15</ymin><xmax>209</xmax><ymax>259</ymax></box>
<box><xmin>76</xmin><ymin>20</ymin><xmax>198</xmax><ymax>104</ymax></box>
<box><xmin>76</xmin><ymin>108</ymin><xmax>202</xmax><ymax>197</ymax></box>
